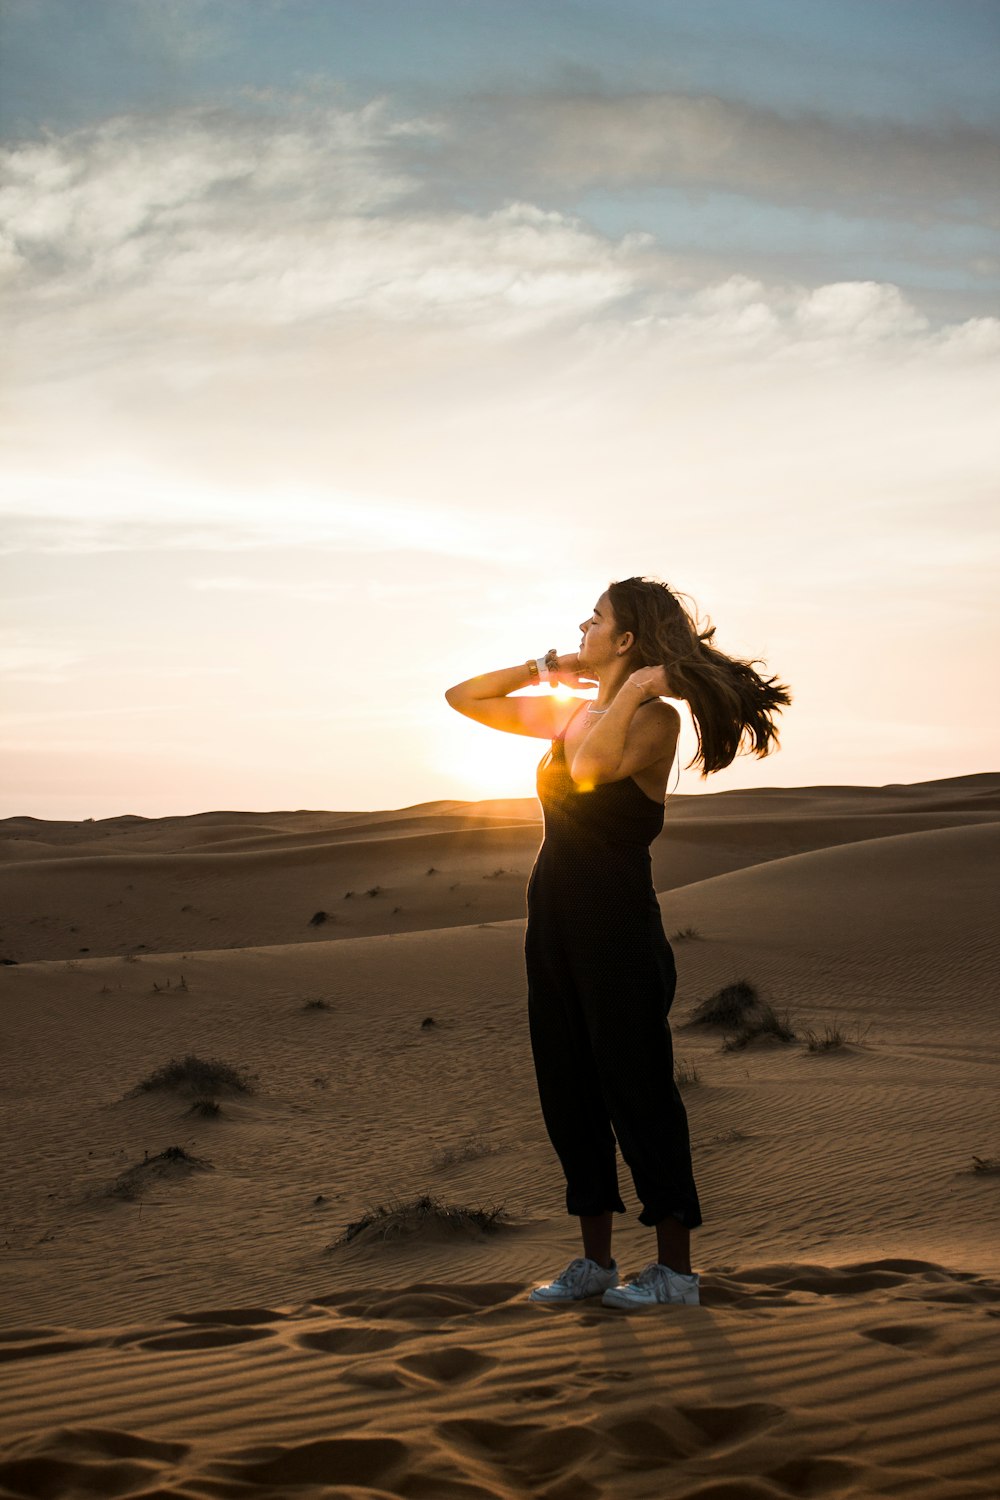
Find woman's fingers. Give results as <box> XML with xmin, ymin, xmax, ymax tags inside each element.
<box><xmin>630</xmin><ymin>665</ymin><xmax>673</xmax><ymax>698</ymax></box>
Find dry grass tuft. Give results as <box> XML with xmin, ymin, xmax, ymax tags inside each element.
<box><xmin>689</xmin><ymin>979</ymin><xmax>760</xmax><ymax>1029</ymax></box>
<box><xmin>150</xmin><ymin>974</ymin><xmax>189</xmax><ymax>994</ymax></box>
<box><xmin>723</xmin><ymin>1005</ymin><xmax>797</xmax><ymax>1050</ymax></box>
<box><xmin>803</xmin><ymin>1020</ymin><xmax>872</xmax><ymax>1052</ymax></box>
<box><xmin>332</xmin><ymin>1194</ymin><xmax>513</xmax><ymax>1247</ymax></box>
<box><xmin>670</xmin><ymin>926</ymin><xmax>704</xmax><ymax>941</ymax></box>
<box><xmin>431</xmin><ymin>1133</ymin><xmax>501</xmax><ymax>1169</ymax></box>
<box><xmin>129</xmin><ymin>1053</ymin><xmax>257</xmax><ymax>1098</ymax></box>
<box><xmin>674</xmin><ymin>1058</ymin><xmax>701</xmax><ymax>1088</ymax></box>
<box><xmin>188</xmin><ymin>1097</ymin><xmax>221</xmax><ymax>1117</ymax></box>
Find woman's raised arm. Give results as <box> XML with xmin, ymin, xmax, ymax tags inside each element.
<box><xmin>445</xmin><ymin>656</ymin><xmax>587</xmax><ymax>739</ymax></box>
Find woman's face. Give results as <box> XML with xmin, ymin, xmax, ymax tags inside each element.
<box><xmin>578</xmin><ymin>592</ymin><xmax>622</xmax><ymax>668</ymax></box>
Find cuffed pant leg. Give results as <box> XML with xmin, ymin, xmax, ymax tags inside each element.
<box><xmin>575</xmin><ymin>940</ymin><xmax>703</xmax><ymax>1230</ymax></box>
<box><xmin>525</xmin><ymin>923</ymin><xmax>626</xmax><ymax>1218</ymax></box>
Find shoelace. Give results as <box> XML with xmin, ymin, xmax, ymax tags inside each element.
<box><xmin>560</xmin><ymin>1257</ymin><xmax>592</xmax><ymax>1290</ymax></box>
<box><xmin>627</xmin><ymin>1263</ymin><xmax>665</xmax><ymax>1290</ymax></box>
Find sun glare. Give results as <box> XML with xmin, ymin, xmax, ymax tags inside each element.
<box><xmin>435</xmin><ymin>693</ymin><xmax>592</xmax><ymax>801</ymax></box>
<box><xmin>436</xmin><ymin>724</ymin><xmax>541</xmax><ymax>800</ymax></box>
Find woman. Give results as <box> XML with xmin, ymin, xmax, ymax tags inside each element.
<box><xmin>445</xmin><ymin>576</ymin><xmax>791</xmax><ymax>1310</ymax></box>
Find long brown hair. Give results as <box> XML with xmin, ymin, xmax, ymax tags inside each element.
<box><xmin>607</xmin><ymin>576</ymin><xmax>792</xmax><ymax>777</ymax></box>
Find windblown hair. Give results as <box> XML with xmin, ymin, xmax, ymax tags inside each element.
<box><xmin>607</xmin><ymin>576</ymin><xmax>792</xmax><ymax>777</ymax></box>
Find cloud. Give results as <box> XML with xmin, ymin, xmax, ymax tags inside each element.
<box><xmin>2</xmin><ymin>93</ymin><xmax>997</xmax><ymax>604</ymax></box>
<box><xmin>436</xmin><ymin>89</ymin><xmax>1000</xmax><ymax>226</ymax></box>
<box><xmin>0</xmin><ymin>102</ymin><xmax>642</xmax><ymax>342</ymax></box>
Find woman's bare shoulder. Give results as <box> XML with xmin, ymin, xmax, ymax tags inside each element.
<box><xmin>632</xmin><ymin>699</ymin><xmax>681</xmax><ymax>752</ymax></box>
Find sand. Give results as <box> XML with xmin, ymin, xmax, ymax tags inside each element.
<box><xmin>1</xmin><ymin>772</ymin><xmax>998</xmax><ymax>1499</ymax></box>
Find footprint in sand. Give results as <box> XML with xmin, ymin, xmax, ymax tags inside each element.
<box><xmin>0</xmin><ymin>1427</ymin><xmax>190</xmax><ymax>1500</ymax></box>
<box><xmin>398</xmin><ymin>1345</ymin><xmax>497</xmax><ymax>1383</ymax></box>
<box><xmin>0</xmin><ymin>1335</ymin><xmax>99</xmax><ymax>1364</ymax></box>
<box><xmin>207</xmin><ymin>1435</ymin><xmax>410</xmax><ymax>1490</ymax></box>
<box><xmin>294</xmin><ymin>1323</ymin><xmax>404</xmax><ymax>1355</ymax></box>
<box><xmin>510</xmin><ymin>1383</ymin><xmax>563</xmax><ymax>1403</ymax></box>
<box><xmin>167</xmin><ymin>1305</ymin><xmax>282</xmax><ymax>1326</ymax></box>
<box><xmin>767</xmin><ymin>1454</ymin><xmax>865</xmax><ymax>1496</ymax></box>
<box><xmin>341</xmin><ymin>1360</ymin><xmax>408</xmax><ymax>1390</ymax></box>
<box><xmin>601</xmin><ymin>1401</ymin><xmax>787</xmax><ymax>1469</ymax></box>
<box><xmin>317</xmin><ymin>1281</ymin><xmax>523</xmax><ymax>1320</ymax></box>
<box><xmin>128</xmin><ymin>1325</ymin><xmax>274</xmax><ymax>1351</ymax></box>
<box><xmin>437</xmin><ymin>1416</ymin><xmax>601</xmax><ymax>1490</ymax></box>
<box><xmin>860</xmin><ymin>1322</ymin><xmax>941</xmax><ymax>1350</ymax></box>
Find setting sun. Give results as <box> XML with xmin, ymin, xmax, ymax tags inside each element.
<box><xmin>433</xmin><ymin>691</ymin><xmax>592</xmax><ymax>801</ymax></box>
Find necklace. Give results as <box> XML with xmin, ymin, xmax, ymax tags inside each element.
<box><xmin>586</xmin><ymin>705</ymin><xmax>610</xmax><ymax>715</ymax></box>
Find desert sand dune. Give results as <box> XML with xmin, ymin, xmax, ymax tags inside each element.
<box><xmin>2</xmin><ymin>775</ymin><xmax>997</xmax><ymax>963</ymax></box>
<box><xmin>1</xmin><ymin>776</ymin><xmax>998</xmax><ymax>1498</ymax></box>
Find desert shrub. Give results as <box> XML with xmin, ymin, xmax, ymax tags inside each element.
<box><xmin>972</xmin><ymin>1155</ymin><xmax>999</xmax><ymax>1174</ymax></box>
<box><xmin>107</xmin><ymin>1145</ymin><xmax>212</xmax><ymax>1200</ymax></box>
<box><xmin>130</xmin><ymin>1053</ymin><xmax>256</xmax><ymax>1097</ymax></box>
<box><xmin>309</xmin><ymin>911</ymin><xmax>329</xmax><ymax>926</ymax></box>
<box><xmin>670</xmin><ymin>926</ymin><xmax>704</xmax><ymax>941</ymax></box>
<box><xmin>723</xmin><ymin>1005</ymin><xmax>796</xmax><ymax>1050</ymax></box>
<box><xmin>690</xmin><ymin>979</ymin><xmax>760</xmax><ymax>1028</ymax></box>
<box><xmin>303</xmin><ymin>997</ymin><xmax>331</xmax><ymax>1010</ymax></box>
<box><xmin>332</xmin><ymin>1194</ymin><xmax>513</xmax><ymax>1247</ymax></box>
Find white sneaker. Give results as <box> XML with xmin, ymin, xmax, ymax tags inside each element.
<box><xmin>601</xmin><ymin>1261</ymin><xmax>700</xmax><ymax>1309</ymax></box>
<box><xmin>528</xmin><ymin>1256</ymin><xmax>619</xmax><ymax>1303</ymax></box>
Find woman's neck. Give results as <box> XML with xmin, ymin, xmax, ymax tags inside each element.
<box><xmin>593</xmin><ymin>658</ymin><xmax>634</xmax><ymax>710</ymax></box>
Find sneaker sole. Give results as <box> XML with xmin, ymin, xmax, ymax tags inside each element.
<box><xmin>528</xmin><ymin>1286</ymin><xmax>617</xmax><ymax>1303</ymax></box>
<box><xmin>602</xmin><ymin>1294</ymin><xmax>699</xmax><ymax>1309</ymax></box>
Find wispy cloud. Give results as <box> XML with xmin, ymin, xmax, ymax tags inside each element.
<box><xmin>434</xmin><ymin>89</ymin><xmax>1000</xmax><ymax>225</ymax></box>
<box><xmin>1</xmin><ymin>102</ymin><xmax>641</xmax><ymax>342</ymax></box>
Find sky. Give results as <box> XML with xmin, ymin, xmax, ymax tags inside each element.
<box><xmin>1</xmin><ymin>0</ymin><xmax>998</xmax><ymax>820</ymax></box>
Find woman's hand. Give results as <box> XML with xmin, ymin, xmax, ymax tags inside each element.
<box><xmin>627</xmin><ymin>664</ymin><xmax>676</xmax><ymax>701</ymax></box>
<box><xmin>550</xmin><ymin>652</ymin><xmax>597</xmax><ymax>690</ymax></box>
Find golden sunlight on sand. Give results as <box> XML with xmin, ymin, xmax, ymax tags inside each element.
<box><xmin>1</xmin><ymin>773</ymin><xmax>999</xmax><ymax>1498</ymax></box>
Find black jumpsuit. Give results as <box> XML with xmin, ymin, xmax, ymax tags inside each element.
<box><xmin>524</xmin><ymin>708</ymin><xmax>702</xmax><ymax>1230</ymax></box>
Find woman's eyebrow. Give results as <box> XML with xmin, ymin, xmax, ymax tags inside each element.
<box><xmin>593</xmin><ymin>606</ymin><xmax>602</xmax><ymax>616</ymax></box>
